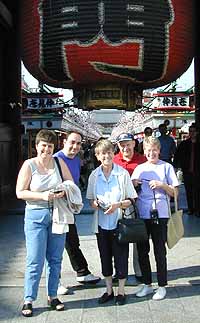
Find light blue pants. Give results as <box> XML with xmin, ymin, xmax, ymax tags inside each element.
<box><xmin>24</xmin><ymin>208</ymin><xmax>65</xmax><ymax>302</ymax></box>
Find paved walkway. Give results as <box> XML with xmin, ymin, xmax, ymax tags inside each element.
<box><xmin>0</xmin><ymin>185</ymin><xmax>200</xmax><ymax>322</ymax></box>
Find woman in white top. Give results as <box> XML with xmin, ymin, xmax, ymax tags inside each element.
<box><xmin>16</xmin><ymin>129</ymin><xmax>73</xmax><ymax>317</ymax></box>
<box><xmin>131</xmin><ymin>137</ymin><xmax>179</xmax><ymax>300</ymax></box>
<box><xmin>87</xmin><ymin>139</ymin><xmax>137</xmax><ymax>306</ymax></box>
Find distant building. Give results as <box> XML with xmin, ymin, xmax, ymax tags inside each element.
<box><xmin>133</xmin><ymin>91</ymin><xmax>195</xmax><ymax>140</ymax></box>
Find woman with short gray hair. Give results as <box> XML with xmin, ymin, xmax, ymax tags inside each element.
<box><xmin>87</xmin><ymin>139</ymin><xmax>137</xmax><ymax>305</ymax></box>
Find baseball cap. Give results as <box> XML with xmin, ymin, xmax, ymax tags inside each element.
<box><xmin>116</xmin><ymin>133</ymin><xmax>134</xmax><ymax>142</ymax></box>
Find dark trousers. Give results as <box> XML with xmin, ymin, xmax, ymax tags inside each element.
<box><xmin>96</xmin><ymin>226</ymin><xmax>129</xmax><ymax>279</ymax></box>
<box><xmin>65</xmin><ymin>223</ymin><xmax>90</xmax><ymax>277</ymax></box>
<box><xmin>183</xmin><ymin>173</ymin><xmax>198</xmax><ymax>212</ymax></box>
<box><xmin>137</xmin><ymin>219</ymin><xmax>168</xmax><ymax>287</ymax></box>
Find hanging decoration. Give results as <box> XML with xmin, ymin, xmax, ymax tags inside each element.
<box><xmin>21</xmin><ymin>0</ymin><xmax>194</xmax><ymax>110</ymax></box>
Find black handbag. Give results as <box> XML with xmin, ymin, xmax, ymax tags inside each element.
<box><xmin>116</xmin><ymin>198</ymin><xmax>148</xmax><ymax>244</ymax></box>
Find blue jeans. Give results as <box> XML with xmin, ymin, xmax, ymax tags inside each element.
<box><xmin>24</xmin><ymin>208</ymin><xmax>65</xmax><ymax>302</ymax></box>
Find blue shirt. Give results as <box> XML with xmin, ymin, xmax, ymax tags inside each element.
<box><xmin>96</xmin><ymin>165</ymin><xmax>122</xmax><ymax>230</ymax></box>
<box><xmin>53</xmin><ymin>150</ymin><xmax>80</xmax><ymax>185</ymax></box>
<box><xmin>158</xmin><ymin>135</ymin><xmax>176</xmax><ymax>162</ymax></box>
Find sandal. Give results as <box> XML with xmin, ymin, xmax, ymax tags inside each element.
<box><xmin>22</xmin><ymin>303</ymin><xmax>33</xmax><ymax>317</ymax></box>
<box><xmin>48</xmin><ymin>298</ymin><xmax>64</xmax><ymax>311</ymax></box>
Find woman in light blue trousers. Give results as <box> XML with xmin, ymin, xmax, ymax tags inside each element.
<box><xmin>16</xmin><ymin>129</ymin><xmax>73</xmax><ymax>317</ymax></box>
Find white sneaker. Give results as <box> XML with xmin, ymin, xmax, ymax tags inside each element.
<box><xmin>136</xmin><ymin>285</ymin><xmax>154</xmax><ymax>297</ymax></box>
<box><xmin>57</xmin><ymin>282</ymin><xmax>69</xmax><ymax>295</ymax></box>
<box><xmin>76</xmin><ymin>273</ymin><xmax>101</xmax><ymax>284</ymax></box>
<box><xmin>152</xmin><ymin>287</ymin><xmax>166</xmax><ymax>300</ymax></box>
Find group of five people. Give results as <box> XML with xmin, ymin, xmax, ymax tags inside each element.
<box><xmin>16</xmin><ymin>128</ymin><xmax>181</xmax><ymax>316</ymax></box>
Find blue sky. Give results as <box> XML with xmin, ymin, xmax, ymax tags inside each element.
<box><xmin>158</xmin><ymin>59</ymin><xmax>194</xmax><ymax>91</ymax></box>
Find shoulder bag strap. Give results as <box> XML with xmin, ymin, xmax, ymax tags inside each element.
<box><xmin>164</xmin><ymin>163</ymin><xmax>171</xmax><ymax>217</ymax></box>
<box><xmin>173</xmin><ymin>188</ymin><xmax>178</xmax><ymax>213</ymax></box>
<box><xmin>164</xmin><ymin>164</ymin><xmax>178</xmax><ymax>216</ymax></box>
<box><xmin>54</xmin><ymin>156</ymin><xmax>64</xmax><ymax>181</ymax></box>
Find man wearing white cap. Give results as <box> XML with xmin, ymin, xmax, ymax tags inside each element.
<box><xmin>113</xmin><ymin>133</ymin><xmax>146</xmax><ymax>283</ymax></box>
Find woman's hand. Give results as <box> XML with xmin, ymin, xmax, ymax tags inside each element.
<box><xmin>132</xmin><ymin>179</ymin><xmax>142</xmax><ymax>193</ymax></box>
<box><xmin>90</xmin><ymin>199</ymin><xmax>99</xmax><ymax>210</ymax></box>
<box><xmin>149</xmin><ymin>180</ymin><xmax>163</xmax><ymax>190</ymax></box>
<box><xmin>149</xmin><ymin>180</ymin><xmax>176</xmax><ymax>197</ymax></box>
<box><xmin>104</xmin><ymin>202</ymin><xmax>120</xmax><ymax>214</ymax></box>
<box><xmin>43</xmin><ymin>190</ymin><xmax>65</xmax><ymax>201</ymax></box>
<box><xmin>132</xmin><ymin>179</ymin><xmax>142</xmax><ymax>187</ymax></box>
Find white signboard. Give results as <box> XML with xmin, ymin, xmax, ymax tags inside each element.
<box><xmin>24</xmin><ymin>97</ymin><xmax>63</xmax><ymax>110</ymax></box>
<box><xmin>154</xmin><ymin>95</ymin><xmax>190</xmax><ymax>109</ymax></box>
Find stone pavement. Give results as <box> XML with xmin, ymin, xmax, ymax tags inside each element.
<box><xmin>1</xmin><ymin>184</ymin><xmax>200</xmax><ymax>323</ymax></box>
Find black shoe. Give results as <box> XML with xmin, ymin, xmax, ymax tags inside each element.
<box><xmin>115</xmin><ymin>294</ymin><xmax>126</xmax><ymax>306</ymax></box>
<box><xmin>188</xmin><ymin>209</ymin><xmax>194</xmax><ymax>215</ymax></box>
<box><xmin>98</xmin><ymin>291</ymin><xmax>114</xmax><ymax>304</ymax></box>
<box><xmin>48</xmin><ymin>298</ymin><xmax>64</xmax><ymax>311</ymax></box>
<box><xmin>22</xmin><ymin>303</ymin><xmax>33</xmax><ymax>317</ymax></box>
<box><xmin>135</xmin><ymin>275</ymin><xmax>143</xmax><ymax>283</ymax></box>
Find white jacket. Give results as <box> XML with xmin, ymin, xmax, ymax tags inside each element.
<box><xmin>52</xmin><ymin>180</ymin><xmax>83</xmax><ymax>234</ymax></box>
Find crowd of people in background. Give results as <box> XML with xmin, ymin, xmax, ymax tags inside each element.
<box><xmin>77</xmin><ymin>122</ymin><xmax>200</xmax><ymax>220</ymax></box>
<box><xmin>16</xmin><ymin>121</ymin><xmax>200</xmax><ymax>316</ymax></box>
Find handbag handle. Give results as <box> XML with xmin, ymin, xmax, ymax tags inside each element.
<box><xmin>122</xmin><ymin>198</ymin><xmax>139</xmax><ymax>219</ymax></box>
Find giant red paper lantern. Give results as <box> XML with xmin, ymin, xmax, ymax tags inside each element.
<box><xmin>20</xmin><ymin>0</ymin><xmax>194</xmax><ymax>110</ymax></box>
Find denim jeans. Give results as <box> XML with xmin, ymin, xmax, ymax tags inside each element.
<box><xmin>24</xmin><ymin>207</ymin><xmax>65</xmax><ymax>302</ymax></box>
